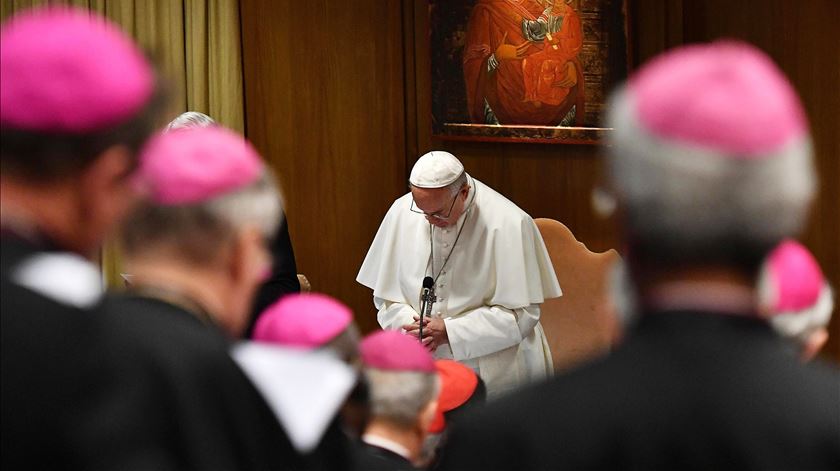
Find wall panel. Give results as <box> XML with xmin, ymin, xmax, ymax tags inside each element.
<box><xmin>240</xmin><ymin>0</ymin><xmax>407</xmax><ymax>333</ymax></box>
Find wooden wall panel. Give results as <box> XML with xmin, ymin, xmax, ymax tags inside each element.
<box><xmin>240</xmin><ymin>0</ymin><xmax>406</xmax><ymax>334</ymax></box>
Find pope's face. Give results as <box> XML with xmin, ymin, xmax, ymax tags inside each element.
<box><xmin>411</xmin><ymin>184</ymin><xmax>469</xmax><ymax>228</ymax></box>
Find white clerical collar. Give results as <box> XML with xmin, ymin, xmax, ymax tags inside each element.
<box><xmin>12</xmin><ymin>252</ymin><xmax>103</xmax><ymax>309</ymax></box>
<box><xmin>362</xmin><ymin>433</ymin><xmax>412</xmax><ymax>461</ymax></box>
<box><xmin>232</xmin><ymin>343</ymin><xmax>357</xmax><ymax>453</ymax></box>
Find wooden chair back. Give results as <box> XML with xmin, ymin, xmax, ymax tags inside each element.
<box><xmin>535</xmin><ymin>218</ymin><xmax>621</xmax><ymax>372</ymax></box>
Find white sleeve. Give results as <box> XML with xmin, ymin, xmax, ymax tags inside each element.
<box><xmin>374</xmin><ymin>296</ymin><xmax>419</xmax><ymax>331</ymax></box>
<box><xmin>443</xmin><ymin>303</ymin><xmax>541</xmax><ymax>361</ymax></box>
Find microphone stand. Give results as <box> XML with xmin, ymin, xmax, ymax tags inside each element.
<box><xmin>419</xmin><ymin>293</ymin><xmax>427</xmax><ymax>341</ymax></box>
<box><xmin>420</xmin><ymin>276</ymin><xmax>435</xmax><ymax>344</ymax></box>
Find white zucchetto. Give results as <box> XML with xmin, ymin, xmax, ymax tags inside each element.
<box><xmin>409</xmin><ymin>151</ymin><xmax>465</xmax><ymax>188</ymax></box>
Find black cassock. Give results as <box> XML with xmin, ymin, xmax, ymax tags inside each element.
<box><xmin>99</xmin><ymin>294</ymin><xmax>307</xmax><ymax>470</ymax></box>
<box><xmin>2</xmin><ymin>232</ymin><xmax>346</xmax><ymax>470</ymax></box>
<box><xmin>352</xmin><ymin>441</ymin><xmax>418</xmax><ymax>471</ymax></box>
<box><xmin>439</xmin><ymin>311</ymin><xmax>840</xmax><ymax>471</ymax></box>
<box><xmin>1</xmin><ymin>234</ymin><xmax>126</xmax><ymax>470</ymax></box>
<box><xmin>247</xmin><ymin>214</ymin><xmax>301</xmax><ymax>337</ymax></box>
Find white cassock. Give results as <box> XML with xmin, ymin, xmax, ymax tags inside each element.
<box><xmin>357</xmin><ymin>175</ymin><xmax>562</xmax><ymax>398</ymax></box>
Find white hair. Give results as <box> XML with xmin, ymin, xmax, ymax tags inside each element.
<box><xmin>204</xmin><ymin>169</ymin><xmax>283</xmax><ymax>240</ymax></box>
<box><xmin>446</xmin><ymin>172</ymin><xmax>469</xmax><ymax>196</ymax></box>
<box><xmin>605</xmin><ymin>87</ymin><xmax>816</xmax><ymax>259</ymax></box>
<box><xmin>165</xmin><ymin>111</ymin><xmax>216</xmax><ymax>131</ymax></box>
<box><xmin>365</xmin><ymin>368</ymin><xmax>440</xmax><ymax>426</ymax></box>
<box><xmin>121</xmin><ymin>168</ymin><xmax>284</xmax><ymax>264</ymax></box>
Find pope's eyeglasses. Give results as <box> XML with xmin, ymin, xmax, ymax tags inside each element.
<box><xmin>409</xmin><ymin>191</ymin><xmax>459</xmax><ymax>221</ymax></box>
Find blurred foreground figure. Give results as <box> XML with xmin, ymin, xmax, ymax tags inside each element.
<box><xmin>422</xmin><ymin>360</ymin><xmax>486</xmax><ymax>470</ymax></box>
<box><xmin>254</xmin><ymin>293</ymin><xmax>370</xmax><ymax>439</ymax></box>
<box><xmin>758</xmin><ymin>239</ymin><xmax>834</xmax><ymax>361</ymax></box>
<box><xmin>104</xmin><ymin>126</ymin><xmax>335</xmax><ymax>469</ymax></box>
<box><xmin>354</xmin><ymin>331</ymin><xmax>440</xmax><ymax>470</ymax></box>
<box><xmin>0</xmin><ymin>7</ymin><xmax>162</xmax><ymax>469</ymax></box>
<box><xmin>440</xmin><ymin>41</ymin><xmax>840</xmax><ymax>470</ymax></box>
<box><xmin>164</xmin><ymin>111</ymin><xmax>301</xmax><ymax>336</ymax></box>
<box><xmin>254</xmin><ymin>292</ymin><xmax>361</xmax><ymax>362</ymax></box>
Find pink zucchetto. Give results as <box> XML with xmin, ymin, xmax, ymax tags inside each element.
<box><xmin>0</xmin><ymin>7</ymin><xmax>154</xmax><ymax>133</ymax></box>
<box><xmin>253</xmin><ymin>294</ymin><xmax>353</xmax><ymax>349</ymax></box>
<box><xmin>360</xmin><ymin>330</ymin><xmax>435</xmax><ymax>373</ymax></box>
<box><xmin>761</xmin><ymin>240</ymin><xmax>825</xmax><ymax>312</ymax></box>
<box><xmin>758</xmin><ymin>240</ymin><xmax>834</xmax><ymax>346</ymax></box>
<box><xmin>629</xmin><ymin>41</ymin><xmax>807</xmax><ymax>157</ymax></box>
<box><xmin>137</xmin><ymin>126</ymin><xmax>263</xmax><ymax>205</ymax></box>
<box><xmin>605</xmin><ymin>41</ymin><xmax>815</xmax><ymax>255</ymax></box>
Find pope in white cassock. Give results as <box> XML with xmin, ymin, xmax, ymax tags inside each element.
<box><xmin>357</xmin><ymin>151</ymin><xmax>562</xmax><ymax>398</ymax></box>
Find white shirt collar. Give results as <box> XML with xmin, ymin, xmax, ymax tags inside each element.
<box><xmin>12</xmin><ymin>252</ymin><xmax>103</xmax><ymax>308</ymax></box>
<box><xmin>231</xmin><ymin>343</ymin><xmax>357</xmax><ymax>454</ymax></box>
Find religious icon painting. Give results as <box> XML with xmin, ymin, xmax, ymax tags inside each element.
<box><xmin>429</xmin><ymin>0</ymin><xmax>630</xmax><ymax>144</ymax></box>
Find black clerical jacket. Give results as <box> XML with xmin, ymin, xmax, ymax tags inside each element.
<box><xmin>1</xmin><ymin>235</ymin><xmax>121</xmax><ymax>469</ymax></box>
<box><xmin>247</xmin><ymin>214</ymin><xmax>300</xmax><ymax>337</ymax></box>
<box><xmin>99</xmin><ymin>294</ymin><xmax>306</xmax><ymax>470</ymax></box>
<box><xmin>439</xmin><ymin>310</ymin><xmax>840</xmax><ymax>470</ymax></box>
<box><xmin>352</xmin><ymin>441</ymin><xmax>418</xmax><ymax>471</ymax></box>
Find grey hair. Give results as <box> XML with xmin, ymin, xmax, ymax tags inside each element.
<box><xmin>364</xmin><ymin>368</ymin><xmax>440</xmax><ymax>427</ymax></box>
<box><xmin>165</xmin><ymin>111</ymin><xmax>217</xmax><ymax>132</ymax></box>
<box><xmin>204</xmin><ymin>169</ymin><xmax>283</xmax><ymax>240</ymax></box>
<box><xmin>447</xmin><ymin>172</ymin><xmax>469</xmax><ymax>196</ymax></box>
<box><xmin>605</xmin><ymin>87</ymin><xmax>816</xmax><ymax>264</ymax></box>
<box><xmin>120</xmin><ymin>168</ymin><xmax>283</xmax><ymax>264</ymax></box>
<box><xmin>321</xmin><ymin>323</ymin><xmax>361</xmax><ymax>364</ymax></box>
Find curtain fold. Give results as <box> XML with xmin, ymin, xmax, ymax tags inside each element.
<box><xmin>1</xmin><ymin>0</ymin><xmax>245</xmax><ymax>287</ymax></box>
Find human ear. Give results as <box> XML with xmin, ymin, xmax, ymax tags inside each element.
<box><xmin>221</xmin><ymin>227</ymin><xmax>267</xmax><ymax>337</ymax></box>
<box><xmin>801</xmin><ymin>328</ymin><xmax>829</xmax><ymax>362</ymax></box>
<box><xmin>417</xmin><ymin>398</ymin><xmax>439</xmax><ymax>435</ymax></box>
<box><xmin>230</xmin><ymin>226</ymin><xmax>272</xmax><ymax>289</ymax></box>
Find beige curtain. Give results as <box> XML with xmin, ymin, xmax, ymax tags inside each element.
<box><xmin>1</xmin><ymin>0</ymin><xmax>245</xmax><ymax>286</ymax></box>
<box><xmin>1</xmin><ymin>0</ymin><xmax>244</xmax><ymax>131</ymax></box>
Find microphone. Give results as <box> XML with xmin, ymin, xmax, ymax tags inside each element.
<box><xmin>419</xmin><ymin>276</ymin><xmax>434</xmax><ymax>342</ymax></box>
